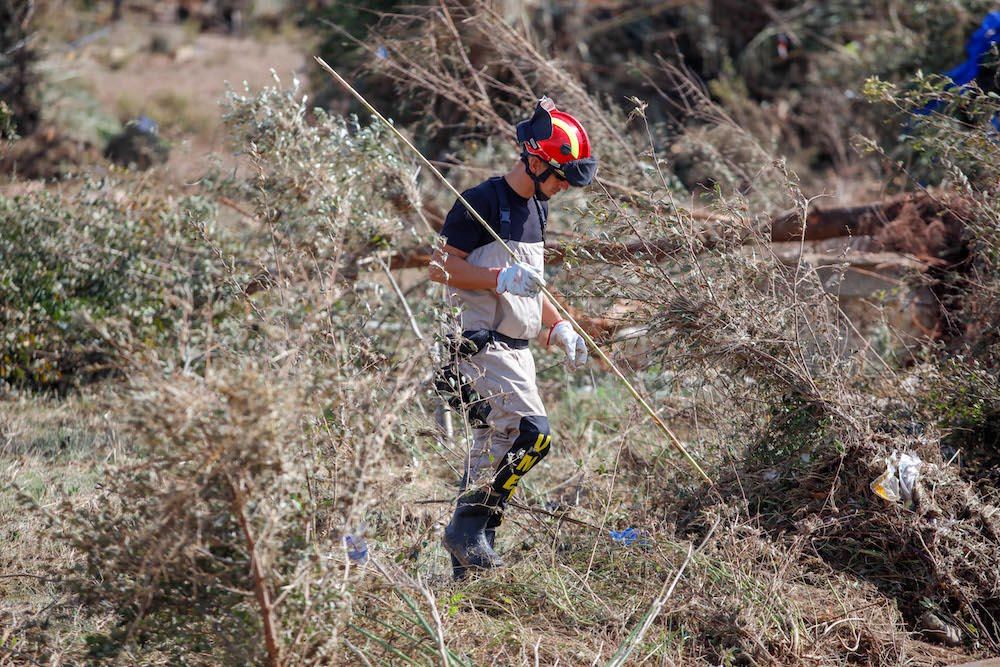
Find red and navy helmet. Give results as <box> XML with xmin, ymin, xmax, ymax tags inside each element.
<box><xmin>516</xmin><ymin>97</ymin><xmax>597</xmax><ymax>187</ymax></box>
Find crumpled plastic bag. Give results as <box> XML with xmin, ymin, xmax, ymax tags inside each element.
<box><xmin>871</xmin><ymin>451</ymin><xmax>923</xmax><ymax>505</ymax></box>
<box><xmin>609</xmin><ymin>527</ymin><xmax>651</xmax><ymax>548</ymax></box>
<box><xmin>344</xmin><ymin>531</ymin><xmax>369</xmax><ymax>563</ymax></box>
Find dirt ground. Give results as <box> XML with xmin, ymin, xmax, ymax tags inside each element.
<box><xmin>49</xmin><ymin>11</ymin><xmax>309</xmax><ymax>182</ymax></box>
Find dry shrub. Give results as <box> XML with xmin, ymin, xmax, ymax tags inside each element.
<box><xmin>562</xmin><ymin>64</ymin><xmax>1000</xmax><ymax>658</ymax></box>
<box><xmin>49</xmin><ymin>367</ymin><xmax>339</xmax><ymax>664</ymax></box>
<box><xmin>34</xmin><ymin>339</ymin><xmax>431</xmax><ymax>664</ymax></box>
<box><xmin>357</xmin><ymin>0</ymin><xmax>646</xmax><ymax>188</ymax></box>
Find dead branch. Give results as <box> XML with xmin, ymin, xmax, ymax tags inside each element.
<box><xmin>229</xmin><ymin>476</ymin><xmax>282</xmax><ymax>667</ymax></box>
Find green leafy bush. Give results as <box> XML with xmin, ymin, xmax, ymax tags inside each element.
<box><xmin>0</xmin><ymin>184</ymin><xmax>230</xmax><ymax>389</ymax></box>
<box><xmin>220</xmin><ymin>74</ymin><xmax>416</xmax><ymax>262</ymax></box>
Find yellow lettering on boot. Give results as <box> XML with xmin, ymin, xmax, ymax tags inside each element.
<box><xmin>502</xmin><ymin>474</ymin><xmax>521</xmax><ymax>493</ymax></box>
<box><xmin>516</xmin><ymin>453</ymin><xmax>537</xmax><ymax>473</ymax></box>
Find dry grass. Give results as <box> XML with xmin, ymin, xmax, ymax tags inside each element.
<box><xmin>0</xmin><ymin>393</ymin><xmax>119</xmax><ymax>663</ymax></box>
<box><xmin>3</xmin><ymin>2</ymin><xmax>1000</xmax><ymax>665</ymax></box>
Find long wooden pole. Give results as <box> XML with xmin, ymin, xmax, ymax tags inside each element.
<box><xmin>315</xmin><ymin>56</ymin><xmax>712</xmax><ymax>485</ymax></box>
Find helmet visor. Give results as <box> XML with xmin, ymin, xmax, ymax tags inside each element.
<box><xmin>558</xmin><ymin>157</ymin><xmax>597</xmax><ymax>187</ymax></box>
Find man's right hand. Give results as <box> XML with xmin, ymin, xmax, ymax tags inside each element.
<box><xmin>495</xmin><ymin>263</ymin><xmax>545</xmax><ymax>298</ymax></box>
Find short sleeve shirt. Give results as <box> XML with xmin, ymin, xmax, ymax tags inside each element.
<box><xmin>440</xmin><ymin>177</ymin><xmax>546</xmax><ymax>252</ymax></box>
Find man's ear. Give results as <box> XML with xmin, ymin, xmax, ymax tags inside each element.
<box><xmin>526</xmin><ymin>155</ymin><xmax>546</xmax><ymax>173</ymax></box>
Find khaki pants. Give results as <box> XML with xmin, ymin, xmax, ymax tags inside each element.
<box><xmin>459</xmin><ymin>341</ymin><xmax>547</xmax><ymax>488</ymax></box>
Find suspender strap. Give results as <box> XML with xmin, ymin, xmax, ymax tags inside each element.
<box><xmin>490</xmin><ymin>176</ymin><xmax>548</xmax><ymax>240</ymax></box>
<box><xmin>491</xmin><ymin>177</ymin><xmax>512</xmax><ymax>241</ymax></box>
<box><xmin>533</xmin><ymin>198</ymin><xmax>547</xmax><ymax>233</ymax></box>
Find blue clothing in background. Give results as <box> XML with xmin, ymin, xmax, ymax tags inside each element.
<box><xmin>917</xmin><ymin>11</ymin><xmax>1000</xmax><ymax>130</ymax></box>
<box><xmin>944</xmin><ymin>11</ymin><xmax>1000</xmax><ymax>89</ymax></box>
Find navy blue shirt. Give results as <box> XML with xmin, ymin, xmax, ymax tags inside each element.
<box><xmin>440</xmin><ymin>177</ymin><xmax>547</xmax><ymax>253</ymax></box>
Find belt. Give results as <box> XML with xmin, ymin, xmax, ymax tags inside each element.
<box><xmin>462</xmin><ymin>329</ymin><xmax>529</xmax><ymax>350</ymax></box>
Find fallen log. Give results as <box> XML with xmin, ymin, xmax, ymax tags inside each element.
<box><xmin>386</xmin><ymin>190</ymin><xmax>969</xmax><ymax>270</ymax></box>
<box><xmin>770</xmin><ymin>190</ymin><xmax>968</xmax><ymax>255</ymax></box>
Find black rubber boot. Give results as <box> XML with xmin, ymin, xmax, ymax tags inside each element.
<box><xmin>450</xmin><ymin>529</ymin><xmax>497</xmax><ymax>580</ymax></box>
<box><xmin>444</xmin><ymin>491</ymin><xmax>504</xmax><ymax>579</ymax></box>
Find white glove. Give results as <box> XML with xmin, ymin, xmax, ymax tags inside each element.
<box><xmin>548</xmin><ymin>320</ymin><xmax>588</xmax><ymax>371</ymax></box>
<box><xmin>495</xmin><ymin>263</ymin><xmax>544</xmax><ymax>298</ymax></box>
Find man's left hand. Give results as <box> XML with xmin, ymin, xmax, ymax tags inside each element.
<box><xmin>547</xmin><ymin>321</ymin><xmax>588</xmax><ymax>371</ymax></box>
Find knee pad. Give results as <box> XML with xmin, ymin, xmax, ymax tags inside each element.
<box><xmin>492</xmin><ymin>416</ymin><xmax>551</xmax><ymax>499</ymax></box>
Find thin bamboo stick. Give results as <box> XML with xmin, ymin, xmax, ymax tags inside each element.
<box><xmin>314</xmin><ymin>56</ymin><xmax>712</xmax><ymax>485</ymax></box>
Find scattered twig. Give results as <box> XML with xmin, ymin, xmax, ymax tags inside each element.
<box><xmin>377</xmin><ymin>254</ymin><xmax>424</xmax><ymax>341</ymax></box>
<box><xmin>0</xmin><ymin>573</ymin><xmax>59</xmax><ymax>582</ymax></box>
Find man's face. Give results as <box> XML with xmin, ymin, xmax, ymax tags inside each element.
<box><xmin>540</xmin><ymin>170</ymin><xmax>570</xmax><ymax>198</ymax></box>
<box><xmin>530</xmin><ymin>157</ymin><xmax>571</xmax><ymax>199</ymax></box>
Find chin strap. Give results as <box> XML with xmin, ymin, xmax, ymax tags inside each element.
<box><xmin>521</xmin><ymin>153</ymin><xmax>554</xmax><ymax>201</ymax></box>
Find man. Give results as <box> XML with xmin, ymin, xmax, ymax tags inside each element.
<box><xmin>429</xmin><ymin>98</ymin><xmax>597</xmax><ymax>578</ymax></box>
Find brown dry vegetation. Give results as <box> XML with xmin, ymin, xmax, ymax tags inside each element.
<box><xmin>2</xmin><ymin>1</ymin><xmax>1000</xmax><ymax>666</ymax></box>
